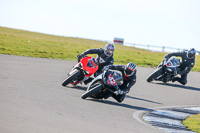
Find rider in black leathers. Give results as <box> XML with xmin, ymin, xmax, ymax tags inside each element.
<box><xmin>104</xmin><ymin>62</ymin><xmax>137</xmax><ymax>102</ymax></box>
<box><xmin>77</xmin><ymin>44</ymin><xmax>115</xmax><ymax>84</ymax></box>
<box><xmin>164</xmin><ymin>48</ymin><xmax>196</xmax><ymax>85</ymax></box>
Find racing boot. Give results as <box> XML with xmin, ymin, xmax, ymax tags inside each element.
<box><xmin>111</xmin><ymin>94</ymin><xmax>125</xmax><ymax>103</ymax></box>
<box><xmin>172</xmin><ymin>77</ymin><xmax>187</xmax><ymax>85</ymax></box>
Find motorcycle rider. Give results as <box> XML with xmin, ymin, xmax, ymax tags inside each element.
<box><xmin>103</xmin><ymin>62</ymin><xmax>137</xmax><ymax>103</ymax></box>
<box><xmin>77</xmin><ymin>43</ymin><xmax>115</xmax><ymax>84</ymax></box>
<box><xmin>164</xmin><ymin>48</ymin><xmax>196</xmax><ymax>85</ymax></box>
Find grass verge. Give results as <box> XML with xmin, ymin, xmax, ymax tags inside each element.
<box><xmin>183</xmin><ymin>114</ymin><xmax>200</xmax><ymax>133</ymax></box>
<box><xmin>0</xmin><ymin>26</ymin><xmax>200</xmax><ymax>71</ymax></box>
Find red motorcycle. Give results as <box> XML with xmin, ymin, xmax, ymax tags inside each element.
<box><xmin>62</xmin><ymin>56</ymin><xmax>98</xmax><ymax>86</ymax></box>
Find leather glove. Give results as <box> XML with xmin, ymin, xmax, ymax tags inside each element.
<box><xmin>77</xmin><ymin>54</ymin><xmax>85</xmax><ymax>62</ymax></box>
<box><xmin>164</xmin><ymin>55</ymin><xmax>169</xmax><ymax>58</ymax></box>
<box><xmin>164</xmin><ymin>55</ymin><xmax>170</xmax><ymax>61</ymax></box>
<box><xmin>117</xmin><ymin>89</ymin><xmax>124</xmax><ymax>95</ymax></box>
<box><xmin>77</xmin><ymin>54</ymin><xmax>84</xmax><ymax>58</ymax></box>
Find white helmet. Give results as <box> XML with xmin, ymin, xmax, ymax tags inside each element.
<box><xmin>104</xmin><ymin>44</ymin><xmax>114</xmax><ymax>57</ymax></box>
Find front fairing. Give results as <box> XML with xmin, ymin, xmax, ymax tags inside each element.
<box><xmin>69</xmin><ymin>62</ymin><xmax>81</xmax><ymax>75</ymax></box>
<box><xmin>69</xmin><ymin>57</ymin><xmax>99</xmax><ymax>85</ymax></box>
<box><xmin>164</xmin><ymin>57</ymin><xmax>180</xmax><ymax>76</ymax></box>
<box><xmin>156</xmin><ymin>57</ymin><xmax>180</xmax><ymax>82</ymax></box>
<box><xmin>104</xmin><ymin>71</ymin><xmax>122</xmax><ymax>92</ymax></box>
<box><xmin>86</xmin><ymin>71</ymin><xmax>124</xmax><ymax>99</ymax></box>
<box><xmin>81</xmin><ymin>57</ymin><xmax>98</xmax><ymax>76</ymax></box>
<box><xmin>165</xmin><ymin>67</ymin><xmax>176</xmax><ymax>74</ymax></box>
<box><xmin>87</xmin><ymin>74</ymin><xmax>103</xmax><ymax>91</ymax></box>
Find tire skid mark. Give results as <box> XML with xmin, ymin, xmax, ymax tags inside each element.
<box><xmin>168</xmin><ymin>108</ymin><xmax>200</xmax><ymax>115</ymax></box>
<box><xmin>146</xmin><ymin>113</ymin><xmax>184</xmax><ymax>121</ymax></box>
<box><xmin>148</xmin><ymin>121</ymin><xmax>190</xmax><ymax>131</ymax></box>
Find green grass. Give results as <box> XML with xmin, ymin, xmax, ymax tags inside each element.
<box><xmin>183</xmin><ymin>114</ymin><xmax>200</xmax><ymax>133</ymax></box>
<box><xmin>0</xmin><ymin>26</ymin><xmax>200</xmax><ymax>71</ymax></box>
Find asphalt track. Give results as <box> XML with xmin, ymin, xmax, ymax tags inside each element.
<box><xmin>0</xmin><ymin>54</ymin><xmax>199</xmax><ymax>133</ymax></box>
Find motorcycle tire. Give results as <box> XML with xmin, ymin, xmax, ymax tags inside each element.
<box><xmin>147</xmin><ymin>68</ymin><xmax>163</xmax><ymax>82</ymax></box>
<box><xmin>62</xmin><ymin>70</ymin><xmax>81</xmax><ymax>86</ymax></box>
<box><xmin>81</xmin><ymin>84</ymin><xmax>103</xmax><ymax>99</ymax></box>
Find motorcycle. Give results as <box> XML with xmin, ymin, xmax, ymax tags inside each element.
<box><xmin>81</xmin><ymin>70</ymin><xmax>123</xmax><ymax>100</ymax></box>
<box><xmin>62</xmin><ymin>56</ymin><xmax>98</xmax><ymax>86</ymax></box>
<box><xmin>147</xmin><ymin>56</ymin><xmax>181</xmax><ymax>83</ymax></box>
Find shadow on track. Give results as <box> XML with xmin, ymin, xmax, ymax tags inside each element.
<box><xmin>62</xmin><ymin>85</ymin><xmax>87</xmax><ymax>91</ymax></box>
<box><xmin>63</xmin><ymin>86</ymin><xmax>162</xmax><ymax>105</ymax></box>
<box><xmin>154</xmin><ymin>82</ymin><xmax>200</xmax><ymax>91</ymax></box>
<box><xmin>126</xmin><ymin>95</ymin><xmax>162</xmax><ymax>105</ymax></box>
<box><xmin>88</xmin><ymin>99</ymin><xmax>153</xmax><ymax>111</ymax></box>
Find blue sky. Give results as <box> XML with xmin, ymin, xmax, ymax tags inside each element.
<box><xmin>0</xmin><ymin>0</ymin><xmax>200</xmax><ymax>52</ymax></box>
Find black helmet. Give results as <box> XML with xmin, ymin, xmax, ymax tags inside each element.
<box><xmin>104</xmin><ymin>44</ymin><xmax>114</xmax><ymax>57</ymax></box>
<box><xmin>125</xmin><ymin>62</ymin><xmax>136</xmax><ymax>77</ymax></box>
<box><xmin>187</xmin><ymin>48</ymin><xmax>196</xmax><ymax>59</ymax></box>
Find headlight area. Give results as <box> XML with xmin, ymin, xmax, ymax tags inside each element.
<box><xmin>166</xmin><ymin>68</ymin><xmax>173</xmax><ymax>73</ymax></box>
<box><xmin>83</xmin><ymin>70</ymin><xmax>90</xmax><ymax>75</ymax></box>
<box><xmin>79</xmin><ymin>63</ymin><xmax>83</xmax><ymax>68</ymax></box>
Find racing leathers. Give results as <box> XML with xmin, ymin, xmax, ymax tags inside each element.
<box><xmin>165</xmin><ymin>50</ymin><xmax>195</xmax><ymax>85</ymax></box>
<box><xmin>105</xmin><ymin>65</ymin><xmax>136</xmax><ymax>102</ymax></box>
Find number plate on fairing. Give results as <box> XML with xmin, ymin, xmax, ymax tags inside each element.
<box><xmin>107</xmin><ymin>74</ymin><xmax>117</xmax><ymax>86</ymax></box>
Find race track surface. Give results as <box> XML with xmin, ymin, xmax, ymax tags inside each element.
<box><xmin>0</xmin><ymin>54</ymin><xmax>199</xmax><ymax>133</ymax></box>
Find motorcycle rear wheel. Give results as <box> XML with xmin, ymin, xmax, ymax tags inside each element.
<box><xmin>147</xmin><ymin>68</ymin><xmax>163</xmax><ymax>82</ymax></box>
<box><xmin>62</xmin><ymin>70</ymin><xmax>80</xmax><ymax>86</ymax></box>
<box><xmin>81</xmin><ymin>84</ymin><xmax>103</xmax><ymax>99</ymax></box>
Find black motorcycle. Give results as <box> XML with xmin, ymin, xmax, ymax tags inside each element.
<box><xmin>81</xmin><ymin>70</ymin><xmax>123</xmax><ymax>100</ymax></box>
<box><xmin>147</xmin><ymin>56</ymin><xmax>180</xmax><ymax>83</ymax></box>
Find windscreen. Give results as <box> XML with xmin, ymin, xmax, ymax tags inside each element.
<box><xmin>168</xmin><ymin>57</ymin><xmax>180</xmax><ymax>67</ymax></box>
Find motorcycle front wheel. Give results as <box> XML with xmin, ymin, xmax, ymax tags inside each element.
<box><xmin>62</xmin><ymin>70</ymin><xmax>81</xmax><ymax>86</ymax></box>
<box><xmin>147</xmin><ymin>68</ymin><xmax>163</xmax><ymax>82</ymax></box>
<box><xmin>81</xmin><ymin>83</ymin><xmax>103</xmax><ymax>99</ymax></box>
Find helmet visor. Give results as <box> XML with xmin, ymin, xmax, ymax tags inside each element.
<box><xmin>105</xmin><ymin>49</ymin><xmax>113</xmax><ymax>56</ymax></box>
<box><xmin>188</xmin><ymin>53</ymin><xmax>194</xmax><ymax>58</ymax></box>
<box><xmin>125</xmin><ymin>68</ymin><xmax>134</xmax><ymax>76</ymax></box>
